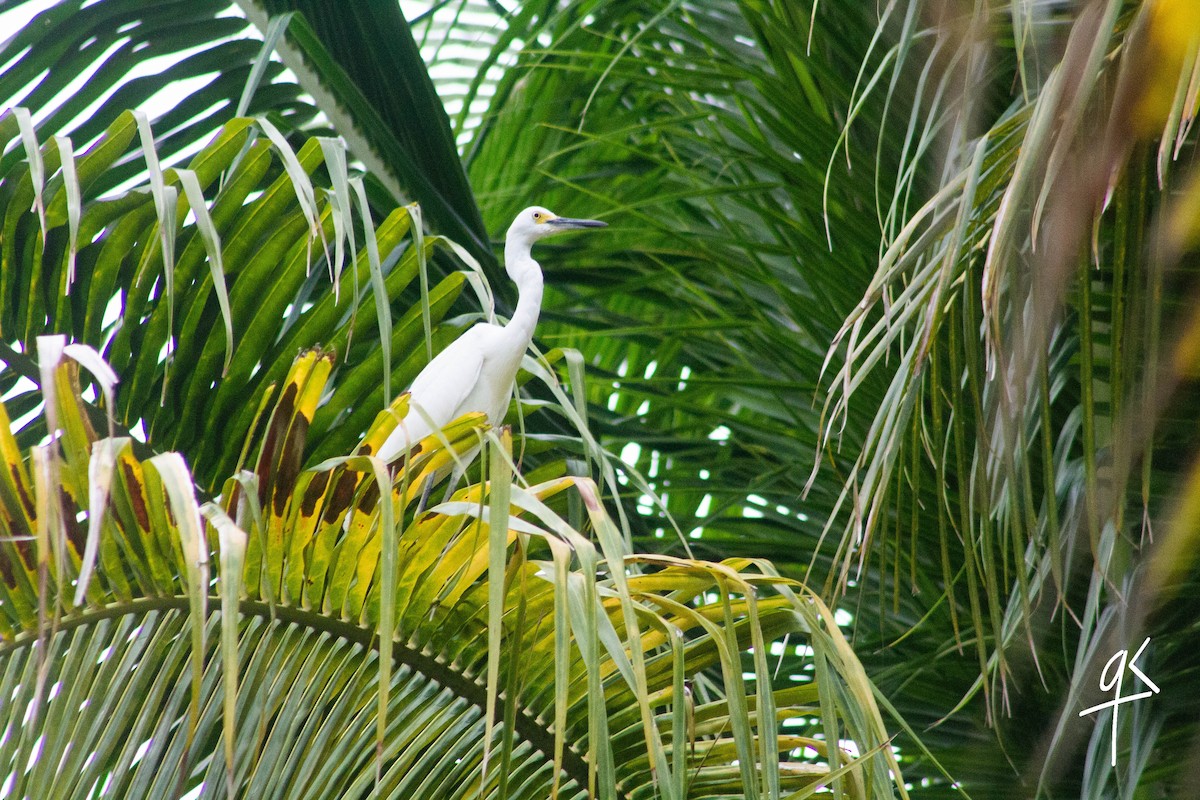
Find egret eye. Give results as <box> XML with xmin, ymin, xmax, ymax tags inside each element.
<box><xmin>532</xmin><ymin>212</ymin><xmax>541</xmax><ymax>221</ymax></box>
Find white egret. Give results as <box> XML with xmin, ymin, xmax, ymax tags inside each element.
<box><xmin>376</xmin><ymin>206</ymin><xmax>606</xmax><ymax>463</ymax></box>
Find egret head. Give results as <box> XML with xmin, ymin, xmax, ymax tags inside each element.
<box><xmin>505</xmin><ymin>207</ymin><xmax>606</xmax><ymax>275</ymax></box>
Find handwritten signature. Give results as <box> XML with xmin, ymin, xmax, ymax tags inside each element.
<box><xmin>1078</xmin><ymin>637</ymin><xmax>1161</xmax><ymax>767</ymax></box>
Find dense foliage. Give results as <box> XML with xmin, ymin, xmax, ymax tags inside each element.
<box><xmin>1</xmin><ymin>0</ymin><xmax>1198</xmax><ymax>798</ymax></box>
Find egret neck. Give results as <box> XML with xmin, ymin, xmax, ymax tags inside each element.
<box><xmin>503</xmin><ymin>234</ymin><xmax>544</xmax><ymax>344</ymax></box>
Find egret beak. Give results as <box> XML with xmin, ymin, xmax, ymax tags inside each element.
<box><xmin>547</xmin><ymin>217</ymin><xmax>607</xmax><ymax>229</ymax></box>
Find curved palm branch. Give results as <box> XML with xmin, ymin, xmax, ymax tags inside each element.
<box><xmin>0</xmin><ymin>345</ymin><xmax>907</xmax><ymax>799</ymax></box>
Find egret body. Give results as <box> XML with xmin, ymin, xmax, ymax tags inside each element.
<box><xmin>376</xmin><ymin>206</ymin><xmax>606</xmax><ymax>463</ymax></box>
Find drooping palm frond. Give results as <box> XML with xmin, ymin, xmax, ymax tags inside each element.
<box><xmin>0</xmin><ymin>109</ymin><xmax>477</xmax><ymax>490</ymax></box>
<box><xmin>0</xmin><ymin>340</ymin><xmax>910</xmax><ymax>799</ymax></box>
<box><xmin>808</xmin><ymin>1</ymin><xmax>1200</xmax><ymax>796</ymax></box>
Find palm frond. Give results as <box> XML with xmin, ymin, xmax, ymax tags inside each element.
<box><xmin>808</xmin><ymin>0</ymin><xmax>1200</xmax><ymax>794</ymax></box>
<box><xmin>0</xmin><ymin>343</ymin><xmax>909</xmax><ymax>799</ymax></box>
<box><xmin>0</xmin><ymin>110</ymin><xmax>473</xmax><ymax>490</ymax></box>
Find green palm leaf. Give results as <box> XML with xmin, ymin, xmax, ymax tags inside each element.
<box><xmin>805</xmin><ymin>1</ymin><xmax>1200</xmax><ymax>795</ymax></box>
<box><xmin>0</xmin><ymin>110</ymin><xmax>469</xmax><ymax>490</ymax></box>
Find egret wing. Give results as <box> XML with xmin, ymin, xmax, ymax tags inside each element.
<box><xmin>407</xmin><ymin>328</ymin><xmax>488</xmax><ymax>422</ymax></box>
<box><xmin>376</xmin><ymin>325</ymin><xmax>489</xmax><ymax>461</ymax></box>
